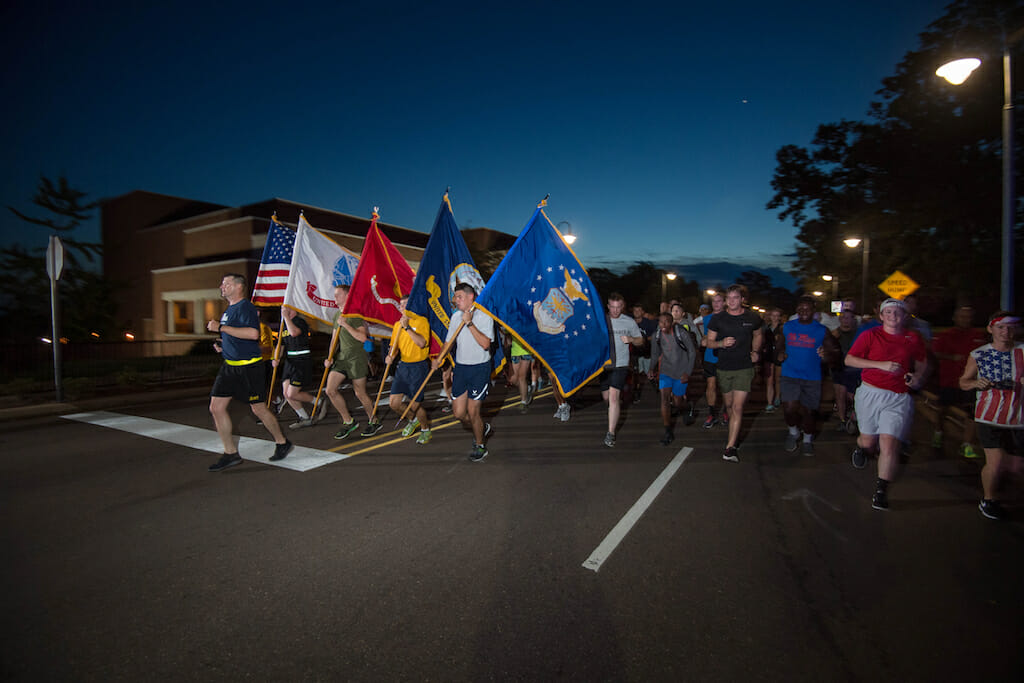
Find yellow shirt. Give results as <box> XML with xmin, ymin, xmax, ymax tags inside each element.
<box><xmin>390</xmin><ymin>313</ymin><xmax>430</xmax><ymax>363</ymax></box>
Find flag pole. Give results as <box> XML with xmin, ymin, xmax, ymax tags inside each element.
<box><xmin>369</xmin><ymin>357</ymin><xmax>394</xmax><ymax>424</ymax></box>
<box><xmin>396</xmin><ymin>320</ymin><xmax>464</xmax><ymax>425</ymax></box>
<box><xmin>312</xmin><ymin>324</ymin><xmax>341</xmax><ymax>417</ymax></box>
<box><xmin>265</xmin><ymin>319</ymin><xmax>285</xmax><ymax>409</ymax></box>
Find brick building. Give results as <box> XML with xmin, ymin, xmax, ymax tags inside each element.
<box><xmin>101</xmin><ymin>191</ymin><xmax>513</xmax><ymax>342</ymax></box>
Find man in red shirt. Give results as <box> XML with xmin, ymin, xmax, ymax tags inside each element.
<box><xmin>845</xmin><ymin>298</ymin><xmax>929</xmax><ymax>511</ymax></box>
<box><xmin>932</xmin><ymin>306</ymin><xmax>987</xmax><ymax>457</ymax></box>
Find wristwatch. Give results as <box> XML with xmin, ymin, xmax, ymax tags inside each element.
<box><xmin>467</xmin><ymin>321</ymin><xmax>475</xmax><ymax>328</ymax></box>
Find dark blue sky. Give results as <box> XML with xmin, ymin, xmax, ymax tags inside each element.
<box><xmin>1</xmin><ymin>0</ymin><xmax>948</xmax><ymax>287</ymax></box>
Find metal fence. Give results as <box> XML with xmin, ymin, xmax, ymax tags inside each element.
<box><xmin>0</xmin><ymin>339</ymin><xmax>223</xmax><ymax>400</ymax></box>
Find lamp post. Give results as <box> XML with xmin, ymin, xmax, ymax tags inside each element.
<box><xmin>661</xmin><ymin>271</ymin><xmax>677</xmax><ymax>302</ymax></box>
<box><xmin>822</xmin><ymin>274</ymin><xmax>838</xmax><ymax>300</ymax></box>
<box><xmin>556</xmin><ymin>220</ymin><xmax>577</xmax><ymax>245</ymax></box>
<box><xmin>936</xmin><ymin>25</ymin><xmax>1023</xmax><ymax>310</ymax></box>
<box><xmin>844</xmin><ymin>236</ymin><xmax>870</xmax><ymax>312</ymax></box>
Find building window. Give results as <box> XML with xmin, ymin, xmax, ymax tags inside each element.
<box><xmin>170</xmin><ymin>301</ymin><xmax>193</xmax><ymax>334</ymax></box>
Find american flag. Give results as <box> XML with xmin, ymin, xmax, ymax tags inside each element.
<box><xmin>252</xmin><ymin>216</ymin><xmax>295</xmax><ymax>306</ymax></box>
<box><xmin>973</xmin><ymin>344</ymin><xmax>1024</xmax><ymax>426</ymax></box>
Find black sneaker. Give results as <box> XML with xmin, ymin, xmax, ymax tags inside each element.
<box><xmin>683</xmin><ymin>405</ymin><xmax>696</xmax><ymax>426</ymax></box>
<box><xmin>208</xmin><ymin>452</ymin><xmax>243</xmax><ymax>472</ymax></box>
<box><xmin>979</xmin><ymin>499</ymin><xmax>1004</xmax><ymax>520</ymax></box>
<box><xmin>334</xmin><ymin>421</ymin><xmax>360</xmax><ymax>440</ymax></box>
<box><xmin>360</xmin><ymin>421</ymin><xmax>384</xmax><ymax>437</ymax></box>
<box><xmin>469</xmin><ymin>444</ymin><xmax>488</xmax><ymax>462</ymax></box>
<box><xmin>851</xmin><ymin>447</ymin><xmax>867</xmax><ymax>469</ymax></box>
<box><xmin>270</xmin><ymin>440</ymin><xmax>294</xmax><ymax>462</ymax></box>
<box><xmin>722</xmin><ymin>447</ymin><xmax>739</xmax><ymax>463</ymax></box>
<box><xmin>871</xmin><ymin>488</ymin><xmax>889</xmax><ymax>511</ymax></box>
<box><xmin>702</xmin><ymin>415</ymin><xmax>716</xmax><ymax>429</ymax></box>
<box><xmin>660</xmin><ymin>429</ymin><xmax>674</xmax><ymax>446</ymax></box>
<box><xmin>603</xmin><ymin>432</ymin><xmax>615</xmax><ymax>448</ymax></box>
<box><xmin>784</xmin><ymin>431</ymin><xmax>800</xmax><ymax>452</ymax></box>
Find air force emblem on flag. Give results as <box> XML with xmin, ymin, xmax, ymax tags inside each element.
<box><xmin>534</xmin><ymin>268</ymin><xmax>590</xmax><ymax>335</ymax></box>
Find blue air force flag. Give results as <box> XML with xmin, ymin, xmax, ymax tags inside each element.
<box><xmin>476</xmin><ymin>206</ymin><xmax>609</xmax><ymax>396</ymax></box>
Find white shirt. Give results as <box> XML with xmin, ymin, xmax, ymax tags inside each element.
<box><xmin>445</xmin><ymin>308</ymin><xmax>494</xmax><ymax>365</ymax></box>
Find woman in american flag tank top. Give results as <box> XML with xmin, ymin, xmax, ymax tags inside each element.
<box><xmin>959</xmin><ymin>311</ymin><xmax>1023</xmax><ymax>520</ymax></box>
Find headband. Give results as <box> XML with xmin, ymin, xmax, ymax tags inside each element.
<box><xmin>990</xmin><ymin>315</ymin><xmax>1020</xmax><ymax>326</ymax></box>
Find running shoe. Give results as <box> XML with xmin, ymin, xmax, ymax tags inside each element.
<box><xmin>518</xmin><ymin>401</ymin><xmax>530</xmax><ymax>414</ymax></box>
<box><xmin>784</xmin><ymin>431</ymin><xmax>800</xmax><ymax>452</ymax></box>
<box><xmin>835</xmin><ymin>419</ymin><xmax>847</xmax><ymax>432</ymax></box>
<box><xmin>722</xmin><ymin>447</ymin><xmax>739</xmax><ymax>463</ymax></box>
<box><xmin>334</xmin><ymin>421</ymin><xmax>360</xmax><ymax>440</ymax></box>
<box><xmin>721</xmin><ymin>412</ymin><xmax>729</xmax><ymax>427</ymax></box>
<box><xmin>361</xmin><ymin>421</ymin><xmax>384</xmax><ymax>437</ymax></box>
<box><xmin>764</xmin><ymin>404</ymin><xmax>776</xmax><ymax>413</ymax></box>
<box><xmin>851</xmin><ymin>447</ymin><xmax>867</xmax><ymax>469</ymax></box>
<box><xmin>978</xmin><ymin>499</ymin><xmax>1004</xmax><ymax>520</ymax></box>
<box><xmin>801</xmin><ymin>440</ymin><xmax>814</xmax><ymax>456</ymax></box>
<box><xmin>961</xmin><ymin>443</ymin><xmax>981</xmax><ymax>459</ymax></box>
<box><xmin>702</xmin><ymin>415</ymin><xmax>716</xmax><ymax>429</ymax></box>
<box><xmin>483</xmin><ymin>423</ymin><xmax>493</xmax><ymax>440</ymax></box>
<box><xmin>660</xmin><ymin>429</ymin><xmax>674</xmax><ymax>446</ymax></box>
<box><xmin>401</xmin><ymin>417</ymin><xmax>420</xmax><ymax>438</ymax></box>
<box><xmin>208</xmin><ymin>452</ymin><xmax>243</xmax><ymax>472</ymax></box>
<box><xmin>469</xmin><ymin>444</ymin><xmax>488</xmax><ymax>462</ymax></box>
<box><xmin>683</xmin><ymin>404</ymin><xmax>696</xmax><ymax>426</ymax></box>
<box><xmin>558</xmin><ymin>403</ymin><xmax>571</xmax><ymax>422</ymax></box>
<box><xmin>289</xmin><ymin>417</ymin><xmax>313</xmax><ymax>430</ymax></box>
<box><xmin>871</xmin><ymin>488</ymin><xmax>889</xmax><ymax>511</ymax></box>
<box><xmin>415</xmin><ymin>429</ymin><xmax>433</xmax><ymax>445</ymax></box>
<box><xmin>312</xmin><ymin>400</ymin><xmax>329</xmax><ymax>424</ymax></box>
<box><xmin>604</xmin><ymin>432</ymin><xmax>615</xmax><ymax>448</ymax></box>
<box><xmin>270</xmin><ymin>440</ymin><xmax>294</xmax><ymax>461</ymax></box>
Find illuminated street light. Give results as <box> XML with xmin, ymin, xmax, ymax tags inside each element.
<box><xmin>822</xmin><ymin>274</ymin><xmax>838</xmax><ymax>300</ymax></box>
<box><xmin>936</xmin><ymin>57</ymin><xmax>980</xmax><ymax>85</ymax></box>
<box><xmin>661</xmin><ymin>271</ymin><xmax>677</xmax><ymax>301</ymax></box>
<box><xmin>844</xmin><ymin>236</ymin><xmax>870</xmax><ymax>312</ymax></box>
<box><xmin>936</xmin><ymin>24</ymin><xmax>1023</xmax><ymax>310</ymax></box>
<box><xmin>812</xmin><ymin>290</ymin><xmax>825</xmax><ymax>298</ymax></box>
<box><xmin>556</xmin><ymin>221</ymin><xmax>577</xmax><ymax>245</ymax></box>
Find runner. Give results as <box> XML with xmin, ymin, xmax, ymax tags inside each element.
<box><xmin>958</xmin><ymin>311</ymin><xmax>1022</xmax><ymax>520</ymax></box>
<box><xmin>705</xmin><ymin>284</ymin><xmax>763</xmax><ymax>462</ymax></box>
<box><xmin>206</xmin><ymin>273</ymin><xmax>293</xmax><ymax>471</ymax></box>
<box><xmin>323</xmin><ymin>285</ymin><xmax>380</xmax><ymax>440</ymax></box>
<box><xmin>778</xmin><ymin>297</ymin><xmax>838</xmax><ymax>456</ymax></box>
<box><xmin>387</xmin><ymin>296</ymin><xmax>434</xmax><ymax>444</ymax></box>
<box><xmin>649</xmin><ymin>311</ymin><xmax>698</xmax><ymax>445</ymax></box>
<box><xmin>845</xmin><ymin>298</ymin><xmax>929</xmax><ymax>511</ymax></box>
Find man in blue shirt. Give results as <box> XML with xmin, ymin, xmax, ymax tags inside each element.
<box><xmin>778</xmin><ymin>296</ymin><xmax>839</xmax><ymax>455</ymax></box>
<box><xmin>207</xmin><ymin>273</ymin><xmax>293</xmax><ymax>471</ymax></box>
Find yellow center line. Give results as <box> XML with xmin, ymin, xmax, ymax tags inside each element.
<box><xmin>328</xmin><ymin>388</ymin><xmax>556</xmax><ymax>456</ymax></box>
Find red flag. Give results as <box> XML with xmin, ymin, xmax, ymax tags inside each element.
<box><xmin>342</xmin><ymin>210</ymin><xmax>415</xmax><ymax>330</ymax></box>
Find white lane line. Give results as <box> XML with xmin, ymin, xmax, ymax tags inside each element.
<box><xmin>62</xmin><ymin>411</ymin><xmax>350</xmax><ymax>472</ymax></box>
<box><xmin>582</xmin><ymin>447</ymin><xmax>693</xmax><ymax>573</ymax></box>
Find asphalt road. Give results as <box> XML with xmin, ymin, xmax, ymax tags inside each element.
<box><xmin>1</xmin><ymin>378</ymin><xmax>1022</xmax><ymax>681</ymax></box>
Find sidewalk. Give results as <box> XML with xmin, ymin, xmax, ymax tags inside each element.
<box><xmin>0</xmin><ymin>385</ymin><xmax>209</xmax><ymax>423</ymax></box>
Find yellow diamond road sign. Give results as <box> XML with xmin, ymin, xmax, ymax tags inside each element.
<box><xmin>879</xmin><ymin>270</ymin><xmax>919</xmax><ymax>299</ymax></box>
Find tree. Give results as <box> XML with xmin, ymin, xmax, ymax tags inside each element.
<box><xmin>768</xmin><ymin>0</ymin><xmax>1024</xmax><ymax>311</ymax></box>
<box><xmin>1</xmin><ymin>176</ymin><xmax>118</xmax><ymax>342</ymax></box>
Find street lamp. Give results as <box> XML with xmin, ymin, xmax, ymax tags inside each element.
<box><xmin>822</xmin><ymin>274</ymin><xmax>838</xmax><ymax>300</ymax></box>
<box><xmin>936</xmin><ymin>25</ymin><xmax>1023</xmax><ymax>310</ymax></box>
<box><xmin>844</xmin><ymin>236</ymin><xmax>870</xmax><ymax>312</ymax></box>
<box><xmin>661</xmin><ymin>272</ymin><xmax>677</xmax><ymax>302</ymax></box>
<box><xmin>556</xmin><ymin>221</ymin><xmax>577</xmax><ymax>245</ymax></box>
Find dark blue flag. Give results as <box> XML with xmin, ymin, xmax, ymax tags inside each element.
<box><xmin>406</xmin><ymin>193</ymin><xmax>486</xmax><ymax>356</ymax></box>
<box><xmin>476</xmin><ymin>206</ymin><xmax>609</xmax><ymax>396</ymax></box>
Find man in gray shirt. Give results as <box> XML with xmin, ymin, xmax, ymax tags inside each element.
<box><xmin>602</xmin><ymin>292</ymin><xmax>644</xmax><ymax>447</ymax></box>
<box><xmin>649</xmin><ymin>312</ymin><xmax>698</xmax><ymax>445</ymax></box>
